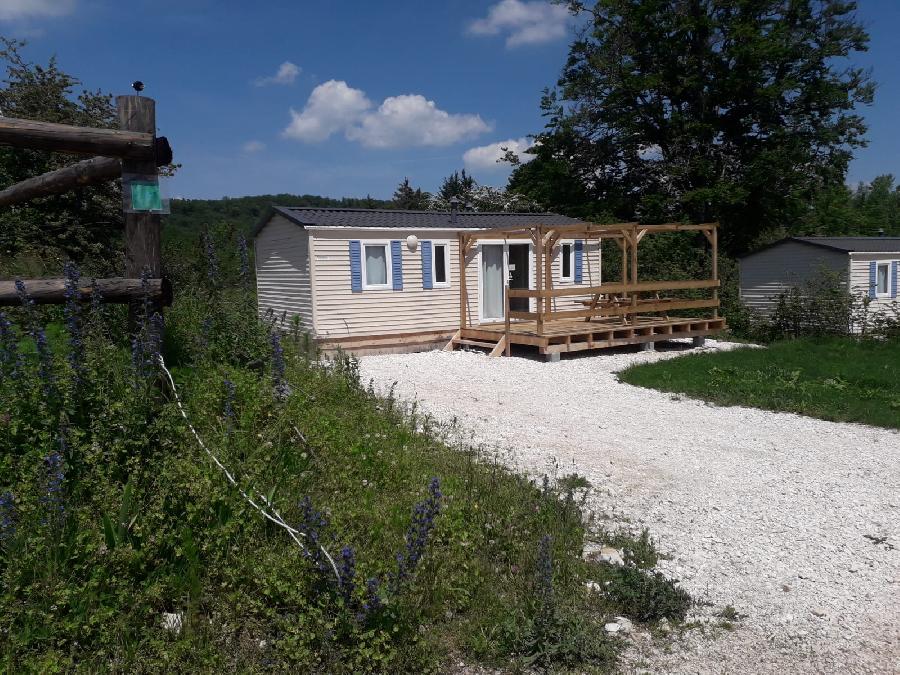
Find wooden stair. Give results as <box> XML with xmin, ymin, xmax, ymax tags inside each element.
<box><xmin>443</xmin><ymin>331</ymin><xmax>507</xmax><ymax>357</ymax></box>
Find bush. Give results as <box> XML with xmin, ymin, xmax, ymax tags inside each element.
<box><xmin>753</xmin><ymin>268</ymin><xmax>900</xmax><ymax>342</ymax></box>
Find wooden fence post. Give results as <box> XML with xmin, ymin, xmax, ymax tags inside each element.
<box><xmin>118</xmin><ymin>95</ymin><xmax>161</xmax><ymax>279</ymax></box>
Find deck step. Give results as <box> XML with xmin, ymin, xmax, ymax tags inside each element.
<box><xmin>453</xmin><ymin>338</ymin><xmax>499</xmax><ymax>350</ymax></box>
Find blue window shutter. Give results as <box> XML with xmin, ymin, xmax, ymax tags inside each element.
<box><xmin>892</xmin><ymin>261</ymin><xmax>898</xmax><ymax>299</ymax></box>
<box><xmin>391</xmin><ymin>240</ymin><xmax>403</xmax><ymax>290</ymax></box>
<box><xmin>421</xmin><ymin>240</ymin><xmax>433</xmax><ymax>290</ymax></box>
<box><xmin>868</xmin><ymin>261</ymin><xmax>877</xmax><ymax>299</ymax></box>
<box><xmin>574</xmin><ymin>239</ymin><xmax>584</xmax><ymax>284</ymax></box>
<box><xmin>349</xmin><ymin>240</ymin><xmax>362</xmax><ymax>293</ymax></box>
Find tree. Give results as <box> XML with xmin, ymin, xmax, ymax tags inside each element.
<box><xmin>392</xmin><ymin>177</ymin><xmax>431</xmax><ymax>210</ymax></box>
<box><xmin>0</xmin><ymin>38</ymin><xmax>122</xmax><ymax>273</ymax></box>
<box><xmin>524</xmin><ymin>0</ymin><xmax>874</xmax><ymax>254</ymax></box>
<box><xmin>437</xmin><ymin>169</ymin><xmax>476</xmax><ymax>202</ymax></box>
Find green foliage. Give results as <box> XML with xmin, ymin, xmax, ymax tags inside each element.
<box><xmin>619</xmin><ymin>338</ymin><xmax>900</xmax><ymax>429</ymax></box>
<box><xmin>513</xmin><ymin>0</ymin><xmax>873</xmax><ymax>255</ymax></box>
<box><xmin>0</xmin><ymin>39</ymin><xmax>121</xmax><ymax>272</ymax></box>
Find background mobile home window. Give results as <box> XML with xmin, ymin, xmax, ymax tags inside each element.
<box><xmin>876</xmin><ymin>262</ymin><xmax>889</xmax><ymax>295</ymax></box>
<box><xmin>364</xmin><ymin>244</ymin><xmax>389</xmax><ymax>288</ymax></box>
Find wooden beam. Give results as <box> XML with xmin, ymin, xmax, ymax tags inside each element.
<box><xmin>0</xmin><ymin>277</ymin><xmax>171</xmax><ymax>306</ymax></box>
<box><xmin>507</xmin><ymin>278</ymin><xmax>720</xmax><ymax>299</ymax></box>
<box><xmin>712</xmin><ymin>225</ymin><xmax>719</xmax><ymax>319</ymax></box>
<box><xmin>489</xmin><ymin>335</ymin><xmax>507</xmax><ymax>358</ymax></box>
<box><xmin>0</xmin><ymin>116</ymin><xmax>156</xmax><ymax>160</ymax></box>
<box><xmin>0</xmin><ymin>156</ymin><xmax>120</xmax><ymax>207</ymax></box>
<box><xmin>534</xmin><ymin>227</ymin><xmax>544</xmax><ymax>335</ymax></box>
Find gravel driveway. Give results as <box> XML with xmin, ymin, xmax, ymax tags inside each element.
<box><xmin>359</xmin><ymin>341</ymin><xmax>900</xmax><ymax>674</ymax></box>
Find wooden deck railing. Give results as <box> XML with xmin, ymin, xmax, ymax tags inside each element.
<box><xmin>503</xmin><ymin>278</ymin><xmax>720</xmax><ymax>339</ymax></box>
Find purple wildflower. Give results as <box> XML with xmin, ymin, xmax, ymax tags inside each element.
<box><xmin>140</xmin><ymin>266</ymin><xmax>153</xmax><ymax>323</ymax></box>
<box><xmin>203</xmin><ymin>231</ymin><xmax>219</xmax><ymax>285</ymax></box>
<box><xmin>238</xmin><ymin>234</ymin><xmax>250</xmax><ymax>284</ymax></box>
<box><xmin>42</xmin><ymin>449</ymin><xmax>65</xmax><ymax>525</ymax></box>
<box><xmin>148</xmin><ymin>312</ymin><xmax>165</xmax><ymax>358</ymax></box>
<box><xmin>0</xmin><ymin>491</ymin><xmax>15</xmax><ymax>543</ymax></box>
<box><xmin>63</xmin><ymin>261</ymin><xmax>85</xmax><ymax>384</ymax></box>
<box><xmin>271</xmin><ymin>332</ymin><xmax>291</xmax><ymax>399</ymax></box>
<box><xmin>339</xmin><ymin>546</ymin><xmax>357</xmax><ymax>601</ymax></box>
<box><xmin>297</xmin><ymin>496</ymin><xmax>330</xmax><ymax>574</ymax></box>
<box><xmin>222</xmin><ymin>379</ymin><xmax>236</xmax><ymax>427</ymax></box>
<box><xmin>392</xmin><ymin>477</ymin><xmax>442</xmax><ymax>591</ymax></box>
<box><xmin>362</xmin><ymin>577</ymin><xmax>382</xmax><ymax>615</ymax></box>
<box><xmin>0</xmin><ymin>311</ymin><xmax>22</xmax><ymax>379</ymax></box>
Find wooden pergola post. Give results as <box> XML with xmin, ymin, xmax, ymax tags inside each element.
<box><xmin>712</xmin><ymin>225</ymin><xmax>719</xmax><ymax>319</ymax></box>
<box><xmin>533</xmin><ymin>226</ymin><xmax>544</xmax><ymax>335</ymax></box>
<box><xmin>458</xmin><ymin>233</ymin><xmax>468</xmax><ymax>329</ymax></box>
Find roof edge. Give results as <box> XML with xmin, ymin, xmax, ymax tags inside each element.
<box><xmin>738</xmin><ymin>236</ymin><xmax>851</xmax><ymax>258</ymax></box>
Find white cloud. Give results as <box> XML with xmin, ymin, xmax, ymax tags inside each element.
<box><xmin>0</xmin><ymin>0</ymin><xmax>75</xmax><ymax>21</ymax></box>
<box><xmin>254</xmin><ymin>61</ymin><xmax>301</xmax><ymax>87</ymax></box>
<box><xmin>467</xmin><ymin>0</ymin><xmax>570</xmax><ymax>47</ymax></box>
<box><xmin>283</xmin><ymin>81</ymin><xmax>490</xmax><ymax>148</ymax></box>
<box><xmin>283</xmin><ymin>80</ymin><xmax>372</xmax><ymax>142</ymax></box>
<box><xmin>347</xmin><ymin>94</ymin><xmax>490</xmax><ymax>148</ymax></box>
<box><xmin>463</xmin><ymin>137</ymin><xmax>536</xmax><ymax>171</ymax></box>
<box><xmin>242</xmin><ymin>140</ymin><xmax>266</xmax><ymax>154</ymax></box>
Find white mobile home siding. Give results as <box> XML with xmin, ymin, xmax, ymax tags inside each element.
<box><xmin>310</xmin><ymin>230</ymin><xmax>604</xmax><ymax>338</ymax></box>
<box><xmin>739</xmin><ymin>241</ymin><xmax>846</xmax><ymax>316</ymax></box>
<box><xmin>255</xmin><ymin>214</ymin><xmax>314</xmax><ymax>331</ymax></box>
<box><xmin>549</xmin><ymin>239</ymin><xmax>602</xmax><ymax>311</ymax></box>
<box><xmin>849</xmin><ymin>252</ymin><xmax>900</xmax><ymax>313</ymax></box>
<box><xmin>311</xmin><ymin>228</ymin><xmax>466</xmax><ymax>338</ymax></box>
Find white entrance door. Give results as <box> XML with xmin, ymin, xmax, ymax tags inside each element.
<box><xmin>480</xmin><ymin>244</ymin><xmax>505</xmax><ymax>322</ymax></box>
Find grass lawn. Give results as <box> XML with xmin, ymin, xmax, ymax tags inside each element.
<box><xmin>619</xmin><ymin>337</ymin><xmax>900</xmax><ymax>429</ymax></box>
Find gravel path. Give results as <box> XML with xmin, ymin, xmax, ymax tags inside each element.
<box><xmin>359</xmin><ymin>341</ymin><xmax>900</xmax><ymax>674</ymax></box>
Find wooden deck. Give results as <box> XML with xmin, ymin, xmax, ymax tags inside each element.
<box><xmin>457</xmin><ymin>315</ymin><xmax>727</xmax><ymax>356</ymax></box>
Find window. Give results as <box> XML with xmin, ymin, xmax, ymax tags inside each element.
<box><xmin>876</xmin><ymin>262</ymin><xmax>890</xmax><ymax>297</ymax></box>
<box><xmin>560</xmin><ymin>242</ymin><xmax>573</xmax><ymax>281</ymax></box>
<box><xmin>363</xmin><ymin>243</ymin><xmax>390</xmax><ymax>289</ymax></box>
<box><xmin>432</xmin><ymin>242</ymin><xmax>450</xmax><ymax>287</ymax></box>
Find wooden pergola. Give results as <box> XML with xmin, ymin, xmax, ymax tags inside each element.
<box><xmin>448</xmin><ymin>221</ymin><xmax>725</xmax><ymax>359</ymax></box>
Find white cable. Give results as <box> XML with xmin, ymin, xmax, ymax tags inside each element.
<box><xmin>155</xmin><ymin>353</ymin><xmax>341</xmax><ymax>586</ymax></box>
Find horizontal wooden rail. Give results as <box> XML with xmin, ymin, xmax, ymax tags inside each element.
<box><xmin>0</xmin><ymin>117</ymin><xmax>157</xmax><ymax>160</ymax></box>
<box><xmin>508</xmin><ymin>298</ymin><xmax>719</xmax><ymax>322</ymax></box>
<box><xmin>508</xmin><ymin>278</ymin><xmax>720</xmax><ymax>299</ymax></box>
<box><xmin>0</xmin><ymin>277</ymin><xmax>171</xmax><ymax>306</ymax></box>
<box><xmin>0</xmin><ymin>137</ymin><xmax>172</xmax><ymax>208</ymax></box>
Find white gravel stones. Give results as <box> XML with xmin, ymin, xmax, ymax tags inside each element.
<box><xmin>359</xmin><ymin>341</ymin><xmax>900</xmax><ymax>674</ymax></box>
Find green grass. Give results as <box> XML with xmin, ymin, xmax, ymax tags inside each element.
<box><xmin>619</xmin><ymin>337</ymin><xmax>900</xmax><ymax>429</ymax></box>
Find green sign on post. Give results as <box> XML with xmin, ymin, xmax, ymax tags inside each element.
<box><xmin>130</xmin><ymin>181</ymin><xmax>162</xmax><ymax>211</ymax></box>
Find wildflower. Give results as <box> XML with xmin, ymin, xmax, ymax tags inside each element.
<box><xmin>203</xmin><ymin>231</ymin><xmax>219</xmax><ymax>285</ymax></box>
<box><xmin>140</xmin><ymin>266</ymin><xmax>153</xmax><ymax>323</ymax></box>
<box><xmin>0</xmin><ymin>491</ymin><xmax>15</xmax><ymax>543</ymax></box>
<box><xmin>222</xmin><ymin>379</ymin><xmax>236</xmax><ymax>427</ymax></box>
<box><xmin>148</xmin><ymin>312</ymin><xmax>165</xmax><ymax>358</ymax></box>
<box><xmin>15</xmin><ymin>281</ymin><xmax>57</xmax><ymax>399</ymax></box>
<box><xmin>238</xmin><ymin>234</ymin><xmax>250</xmax><ymax>284</ymax></box>
<box><xmin>0</xmin><ymin>312</ymin><xmax>22</xmax><ymax>379</ymax></box>
<box><xmin>63</xmin><ymin>261</ymin><xmax>85</xmax><ymax>384</ymax></box>
<box><xmin>297</xmin><ymin>496</ymin><xmax>330</xmax><ymax>573</ymax></box>
<box><xmin>339</xmin><ymin>546</ymin><xmax>357</xmax><ymax>601</ymax></box>
<box><xmin>356</xmin><ymin>576</ymin><xmax>383</xmax><ymax>622</ymax></box>
<box><xmin>90</xmin><ymin>278</ymin><xmax>104</xmax><ymax>317</ymax></box>
<box><xmin>392</xmin><ymin>477</ymin><xmax>442</xmax><ymax>591</ymax></box>
<box><xmin>199</xmin><ymin>315</ymin><xmax>213</xmax><ymax>352</ymax></box>
<box><xmin>42</xmin><ymin>449</ymin><xmax>65</xmax><ymax>526</ymax></box>
<box><xmin>271</xmin><ymin>332</ymin><xmax>290</xmax><ymax>399</ymax></box>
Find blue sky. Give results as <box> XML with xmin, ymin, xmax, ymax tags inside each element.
<box><xmin>2</xmin><ymin>0</ymin><xmax>898</xmax><ymax>200</ymax></box>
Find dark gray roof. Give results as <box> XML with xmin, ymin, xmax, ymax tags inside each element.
<box><xmin>793</xmin><ymin>236</ymin><xmax>900</xmax><ymax>253</ymax></box>
<box><xmin>259</xmin><ymin>206</ymin><xmax>582</xmax><ymax>234</ymax></box>
<box><xmin>741</xmin><ymin>236</ymin><xmax>900</xmax><ymax>257</ymax></box>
